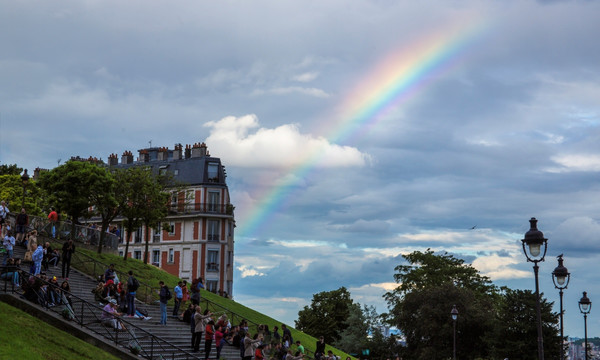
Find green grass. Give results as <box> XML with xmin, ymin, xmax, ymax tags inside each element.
<box><xmin>0</xmin><ymin>302</ymin><xmax>121</xmax><ymax>360</ymax></box>
<box><xmin>66</xmin><ymin>244</ymin><xmax>353</xmax><ymax>359</ymax></box>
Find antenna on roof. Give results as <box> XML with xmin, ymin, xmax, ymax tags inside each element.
<box><xmin>149</xmin><ymin>140</ymin><xmax>152</xmax><ymax>148</ymax></box>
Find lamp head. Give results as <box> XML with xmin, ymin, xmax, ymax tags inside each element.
<box><xmin>21</xmin><ymin>169</ymin><xmax>29</xmax><ymax>183</ymax></box>
<box><xmin>521</xmin><ymin>217</ymin><xmax>548</xmax><ymax>262</ymax></box>
<box><xmin>579</xmin><ymin>291</ymin><xmax>592</xmax><ymax>314</ymax></box>
<box><xmin>451</xmin><ymin>304</ymin><xmax>458</xmax><ymax>321</ymax></box>
<box><xmin>552</xmin><ymin>254</ymin><xmax>570</xmax><ymax>289</ymax></box>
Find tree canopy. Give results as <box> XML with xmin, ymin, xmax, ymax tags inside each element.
<box><xmin>384</xmin><ymin>249</ymin><xmax>561</xmax><ymax>360</ymax></box>
<box><xmin>296</xmin><ymin>287</ymin><xmax>354</xmax><ymax>345</ymax></box>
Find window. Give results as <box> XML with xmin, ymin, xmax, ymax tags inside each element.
<box><xmin>168</xmin><ymin>222</ymin><xmax>176</xmax><ymax>235</ymax></box>
<box><xmin>171</xmin><ymin>192</ymin><xmax>178</xmax><ymax>208</ymax></box>
<box><xmin>208</xmin><ymin>191</ymin><xmax>219</xmax><ymax>212</ymax></box>
<box><xmin>153</xmin><ymin>223</ymin><xmax>161</xmax><ymax>242</ymax></box>
<box><xmin>168</xmin><ymin>248</ymin><xmax>174</xmax><ymax>263</ymax></box>
<box><xmin>174</xmin><ymin>169</ymin><xmax>179</xmax><ymax>176</ymax></box>
<box><xmin>159</xmin><ymin>165</ymin><xmax>168</xmax><ymax>175</ymax></box>
<box><xmin>135</xmin><ymin>227</ymin><xmax>142</xmax><ymax>243</ymax></box>
<box><xmin>119</xmin><ymin>251</ymin><xmax>124</xmax><ymax>257</ymax></box>
<box><xmin>152</xmin><ymin>250</ymin><xmax>160</xmax><ymax>265</ymax></box>
<box><xmin>206</xmin><ymin>280</ymin><xmax>218</xmax><ymax>293</ymax></box>
<box><xmin>207</xmin><ymin>162</ymin><xmax>219</xmax><ymax>182</ymax></box>
<box><xmin>207</xmin><ymin>250</ymin><xmax>219</xmax><ymax>272</ymax></box>
<box><xmin>134</xmin><ymin>250</ymin><xmax>142</xmax><ymax>260</ymax></box>
<box><xmin>207</xmin><ymin>220</ymin><xmax>220</xmax><ymax>242</ymax></box>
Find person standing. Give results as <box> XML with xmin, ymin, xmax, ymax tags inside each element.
<box><xmin>15</xmin><ymin>208</ymin><xmax>28</xmax><ymax>245</ymax></box>
<box><xmin>2</xmin><ymin>231</ymin><xmax>16</xmax><ymax>266</ymax></box>
<box><xmin>281</xmin><ymin>324</ymin><xmax>293</xmax><ymax>344</ymax></box>
<box><xmin>173</xmin><ymin>281</ymin><xmax>183</xmax><ymax>317</ymax></box>
<box><xmin>315</xmin><ymin>336</ymin><xmax>326</xmax><ymax>360</ymax></box>
<box><xmin>61</xmin><ymin>239</ymin><xmax>75</xmax><ymax>279</ymax></box>
<box><xmin>204</xmin><ymin>319</ymin><xmax>215</xmax><ymax>360</ymax></box>
<box><xmin>159</xmin><ymin>281</ymin><xmax>169</xmax><ymax>325</ymax></box>
<box><xmin>193</xmin><ymin>307</ymin><xmax>212</xmax><ymax>352</ymax></box>
<box><xmin>32</xmin><ymin>243</ymin><xmax>44</xmax><ymax>275</ymax></box>
<box><xmin>243</xmin><ymin>331</ymin><xmax>262</xmax><ymax>360</ymax></box>
<box><xmin>0</xmin><ymin>200</ymin><xmax>9</xmax><ymax>237</ymax></box>
<box><xmin>126</xmin><ymin>270</ymin><xmax>139</xmax><ymax>317</ymax></box>
<box><xmin>47</xmin><ymin>207</ymin><xmax>58</xmax><ymax>238</ymax></box>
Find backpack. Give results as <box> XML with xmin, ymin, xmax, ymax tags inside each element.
<box><xmin>165</xmin><ymin>286</ymin><xmax>172</xmax><ymax>300</ymax></box>
<box><xmin>129</xmin><ymin>278</ymin><xmax>140</xmax><ymax>292</ymax></box>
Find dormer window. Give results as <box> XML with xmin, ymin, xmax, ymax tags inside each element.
<box><xmin>207</xmin><ymin>162</ymin><xmax>219</xmax><ymax>182</ymax></box>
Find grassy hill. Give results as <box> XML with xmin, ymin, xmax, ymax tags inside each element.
<box><xmin>0</xmin><ymin>302</ymin><xmax>121</xmax><ymax>360</ymax></box>
<box><xmin>57</xmin><ymin>242</ymin><xmax>352</xmax><ymax>359</ymax></box>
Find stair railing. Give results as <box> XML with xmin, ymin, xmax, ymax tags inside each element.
<box><xmin>1</xmin><ymin>265</ymin><xmax>203</xmax><ymax>360</ymax></box>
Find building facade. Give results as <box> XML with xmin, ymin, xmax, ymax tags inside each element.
<box><xmin>109</xmin><ymin>142</ymin><xmax>235</xmax><ymax>297</ymax></box>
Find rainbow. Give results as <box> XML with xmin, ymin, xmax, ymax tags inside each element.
<box><xmin>239</xmin><ymin>18</ymin><xmax>491</xmax><ymax>238</ymax></box>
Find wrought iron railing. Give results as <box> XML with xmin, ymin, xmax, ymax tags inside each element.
<box><xmin>14</xmin><ymin>214</ymin><xmax>120</xmax><ymax>252</ymax></box>
<box><xmin>168</xmin><ymin>202</ymin><xmax>234</xmax><ymax>216</ymax></box>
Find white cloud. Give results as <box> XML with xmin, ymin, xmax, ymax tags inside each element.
<box><xmin>291</xmin><ymin>72</ymin><xmax>319</xmax><ymax>83</ymax></box>
<box><xmin>548</xmin><ymin>154</ymin><xmax>600</xmax><ymax>173</ymax></box>
<box><xmin>204</xmin><ymin>114</ymin><xmax>369</xmax><ymax>168</ymax></box>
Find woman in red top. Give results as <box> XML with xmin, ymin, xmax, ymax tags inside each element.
<box><xmin>204</xmin><ymin>319</ymin><xmax>215</xmax><ymax>360</ymax></box>
<box><xmin>215</xmin><ymin>325</ymin><xmax>225</xmax><ymax>359</ymax></box>
<box><xmin>181</xmin><ymin>280</ymin><xmax>190</xmax><ymax>305</ymax></box>
<box><xmin>255</xmin><ymin>344</ymin><xmax>265</xmax><ymax>360</ymax></box>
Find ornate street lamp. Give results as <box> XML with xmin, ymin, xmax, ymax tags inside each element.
<box><xmin>451</xmin><ymin>305</ymin><xmax>458</xmax><ymax>360</ymax></box>
<box><xmin>521</xmin><ymin>217</ymin><xmax>548</xmax><ymax>360</ymax></box>
<box><xmin>551</xmin><ymin>254</ymin><xmax>570</xmax><ymax>360</ymax></box>
<box><xmin>21</xmin><ymin>169</ymin><xmax>29</xmax><ymax>209</ymax></box>
<box><xmin>579</xmin><ymin>292</ymin><xmax>592</xmax><ymax>360</ymax></box>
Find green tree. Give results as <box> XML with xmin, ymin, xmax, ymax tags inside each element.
<box><xmin>0</xmin><ymin>164</ymin><xmax>23</xmax><ymax>176</ymax></box>
<box><xmin>140</xmin><ymin>174</ymin><xmax>169</xmax><ymax>264</ymax></box>
<box><xmin>296</xmin><ymin>287</ymin><xmax>354</xmax><ymax>344</ymax></box>
<box><xmin>335</xmin><ymin>303</ymin><xmax>370</xmax><ymax>355</ymax></box>
<box><xmin>38</xmin><ymin>161</ymin><xmax>113</xmax><ymax>239</ymax></box>
<box><xmin>0</xmin><ymin>174</ymin><xmax>44</xmax><ymax>216</ymax></box>
<box><xmin>384</xmin><ymin>250</ymin><xmax>499</xmax><ymax>360</ymax></box>
<box><xmin>88</xmin><ymin>169</ymin><xmax>126</xmax><ymax>254</ymax></box>
<box><xmin>486</xmin><ymin>288</ymin><xmax>562</xmax><ymax>360</ymax></box>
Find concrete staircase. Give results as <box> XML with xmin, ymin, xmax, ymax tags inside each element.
<box><xmin>12</xmin><ymin>241</ymin><xmax>241</xmax><ymax>360</ymax></box>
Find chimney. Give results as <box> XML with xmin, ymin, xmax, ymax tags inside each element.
<box><xmin>185</xmin><ymin>144</ymin><xmax>191</xmax><ymax>159</ymax></box>
<box><xmin>191</xmin><ymin>142</ymin><xmax>208</xmax><ymax>158</ymax></box>
<box><xmin>121</xmin><ymin>151</ymin><xmax>133</xmax><ymax>164</ymax></box>
<box><xmin>108</xmin><ymin>153</ymin><xmax>118</xmax><ymax>166</ymax></box>
<box><xmin>173</xmin><ymin>143</ymin><xmax>183</xmax><ymax>160</ymax></box>
<box><xmin>138</xmin><ymin>149</ymin><xmax>149</xmax><ymax>163</ymax></box>
<box><xmin>157</xmin><ymin>147</ymin><xmax>168</xmax><ymax>161</ymax></box>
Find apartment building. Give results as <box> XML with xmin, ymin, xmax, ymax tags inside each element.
<box><xmin>109</xmin><ymin>142</ymin><xmax>235</xmax><ymax>297</ymax></box>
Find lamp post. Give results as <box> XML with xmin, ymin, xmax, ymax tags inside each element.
<box><xmin>21</xmin><ymin>169</ymin><xmax>29</xmax><ymax>209</ymax></box>
<box><xmin>451</xmin><ymin>305</ymin><xmax>458</xmax><ymax>360</ymax></box>
<box><xmin>578</xmin><ymin>292</ymin><xmax>591</xmax><ymax>360</ymax></box>
<box><xmin>521</xmin><ymin>217</ymin><xmax>548</xmax><ymax>360</ymax></box>
<box><xmin>551</xmin><ymin>254</ymin><xmax>570</xmax><ymax>360</ymax></box>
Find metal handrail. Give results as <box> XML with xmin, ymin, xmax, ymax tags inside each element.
<box><xmin>0</xmin><ymin>266</ymin><xmax>203</xmax><ymax>359</ymax></box>
<box><xmin>13</xmin><ymin>213</ymin><xmax>119</xmax><ymax>252</ymax></box>
<box><xmin>47</xmin><ymin>239</ymin><xmax>159</xmax><ymax>305</ymax></box>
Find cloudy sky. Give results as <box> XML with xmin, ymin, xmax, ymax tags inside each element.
<box><xmin>2</xmin><ymin>0</ymin><xmax>600</xmax><ymax>338</ymax></box>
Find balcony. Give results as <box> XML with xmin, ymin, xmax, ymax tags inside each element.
<box><xmin>167</xmin><ymin>202</ymin><xmax>235</xmax><ymax>216</ymax></box>
<box><xmin>207</xmin><ymin>234</ymin><xmax>220</xmax><ymax>242</ymax></box>
<box><xmin>207</xmin><ymin>262</ymin><xmax>219</xmax><ymax>272</ymax></box>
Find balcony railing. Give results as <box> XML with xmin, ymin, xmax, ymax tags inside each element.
<box><xmin>167</xmin><ymin>202</ymin><xmax>234</xmax><ymax>216</ymax></box>
<box><xmin>206</xmin><ymin>262</ymin><xmax>219</xmax><ymax>272</ymax></box>
<box><xmin>207</xmin><ymin>234</ymin><xmax>220</xmax><ymax>242</ymax></box>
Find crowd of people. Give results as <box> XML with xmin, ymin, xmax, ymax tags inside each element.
<box><xmin>0</xmin><ymin>205</ymin><xmax>349</xmax><ymax>360</ymax></box>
